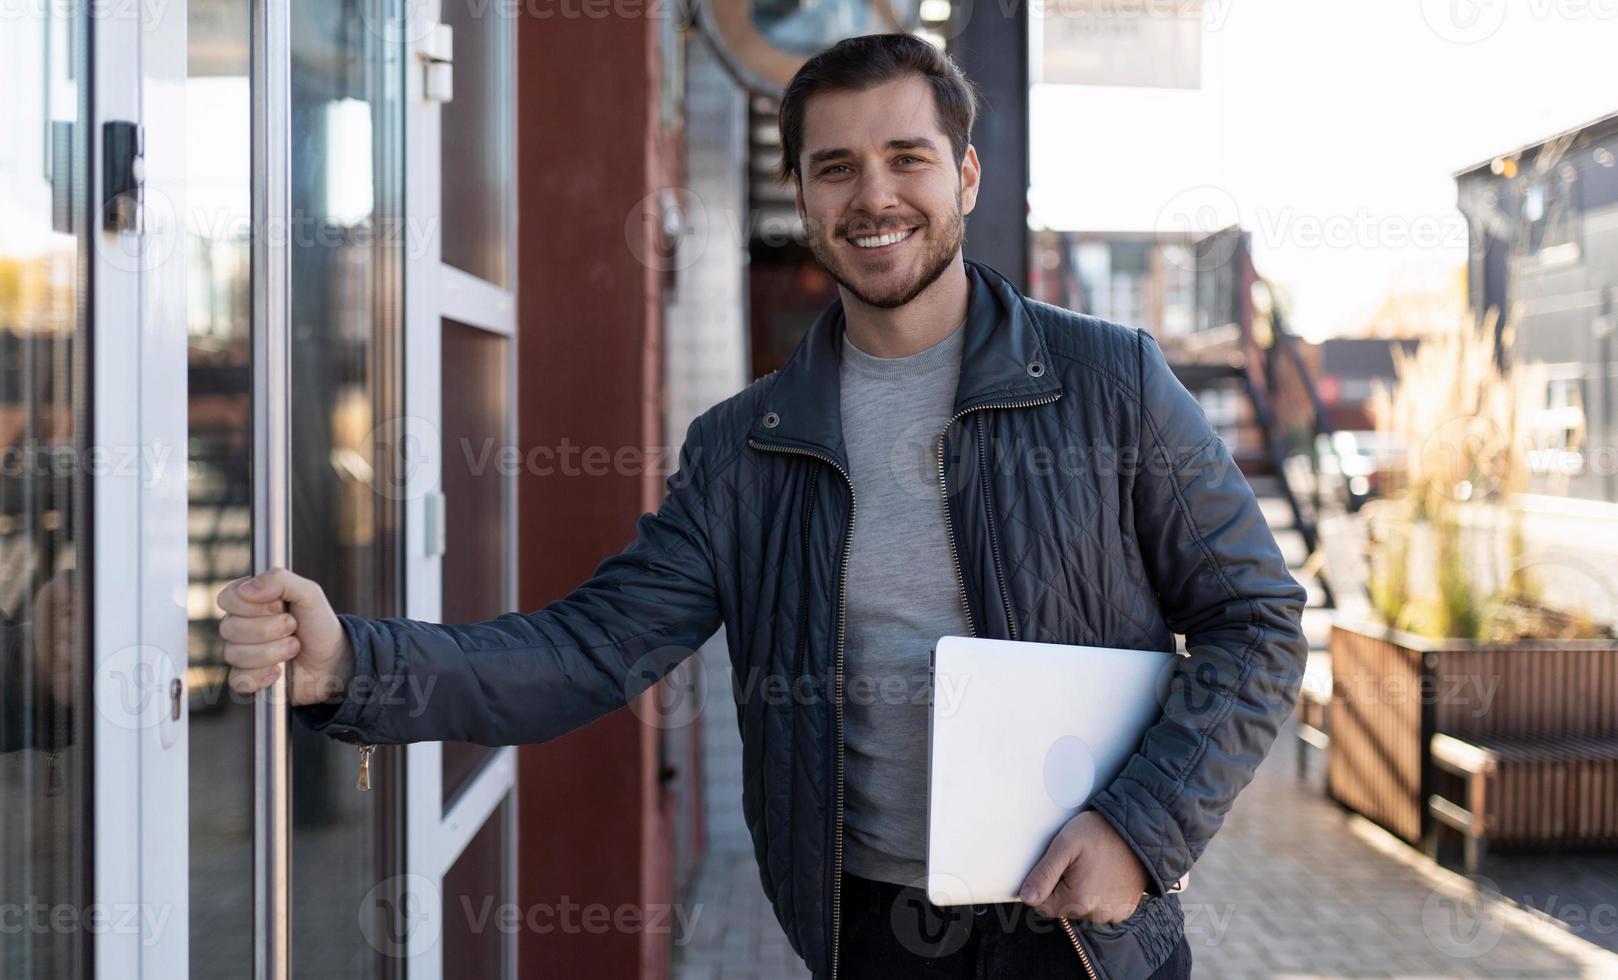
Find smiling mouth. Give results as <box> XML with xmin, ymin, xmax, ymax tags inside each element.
<box><xmin>847</xmin><ymin>226</ymin><xmax>918</xmax><ymax>250</ymax></box>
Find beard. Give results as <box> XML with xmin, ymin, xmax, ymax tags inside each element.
<box><xmin>806</xmin><ymin>193</ymin><xmax>966</xmax><ymax>310</ymax></box>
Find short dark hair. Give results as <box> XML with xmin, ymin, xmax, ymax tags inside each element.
<box><xmin>777</xmin><ymin>33</ymin><xmax>979</xmax><ymax>184</ymax></box>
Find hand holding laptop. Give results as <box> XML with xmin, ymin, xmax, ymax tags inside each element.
<box><xmin>926</xmin><ymin>636</ymin><xmax>1180</xmax><ymax>911</ymax></box>
<box><xmin>1017</xmin><ymin>810</ymin><xmax>1149</xmax><ymax>924</ymax></box>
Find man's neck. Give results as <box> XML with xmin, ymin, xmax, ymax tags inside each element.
<box><xmin>840</xmin><ymin>254</ymin><xmax>970</xmax><ymax>358</ymax></box>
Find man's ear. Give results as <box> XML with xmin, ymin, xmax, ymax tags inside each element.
<box><xmin>793</xmin><ymin>177</ymin><xmax>805</xmax><ymax>221</ymax></box>
<box><xmin>959</xmin><ymin>144</ymin><xmax>982</xmax><ymax>216</ymax></box>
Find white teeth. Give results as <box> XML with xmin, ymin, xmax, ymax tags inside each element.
<box><xmin>851</xmin><ymin>228</ymin><xmax>915</xmax><ymax>249</ymax></box>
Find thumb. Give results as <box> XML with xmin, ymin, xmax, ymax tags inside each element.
<box><xmin>1020</xmin><ymin>833</ymin><xmax>1081</xmax><ymax>905</ymax></box>
<box><xmin>240</xmin><ymin>567</ymin><xmax>318</xmax><ymax>608</ymax></box>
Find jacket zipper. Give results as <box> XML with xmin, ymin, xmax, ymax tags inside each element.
<box><xmin>793</xmin><ymin>468</ymin><xmax>821</xmax><ymax>681</ymax></box>
<box><xmin>748</xmin><ymin>438</ymin><xmax>855</xmax><ymax>980</ymax></box>
<box><xmin>934</xmin><ymin>393</ymin><xmax>1060</xmax><ymax>637</ymax></box>
<box><xmin>936</xmin><ymin>393</ymin><xmax>1099</xmax><ymax>980</ymax></box>
<box><xmin>975</xmin><ymin>414</ymin><xmax>1018</xmax><ymax>641</ymax></box>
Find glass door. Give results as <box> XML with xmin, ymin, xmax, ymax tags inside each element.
<box><xmin>2</xmin><ymin>0</ymin><xmax>191</xmax><ymax>976</ymax></box>
<box><xmin>0</xmin><ymin>4</ymin><xmax>95</xmax><ymax>974</ymax></box>
<box><xmin>183</xmin><ymin>0</ymin><xmax>407</xmax><ymax>976</ymax></box>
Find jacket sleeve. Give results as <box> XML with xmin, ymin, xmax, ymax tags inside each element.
<box><xmin>293</xmin><ymin>414</ymin><xmax>724</xmax><ymax>747</ymax></box>
<box><xmin>1086</xmin><ymin>329</ymin><xmax>1309</xmax><ymax>897</ymax></box>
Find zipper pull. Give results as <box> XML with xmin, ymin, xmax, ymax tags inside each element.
<box><xmin>355</xmin><ymin>744</ymin><xmax>375</xmax><ymax>792</ymax></box>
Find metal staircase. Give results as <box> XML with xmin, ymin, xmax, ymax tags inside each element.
<box><xmin>1162</xmin><ymin>227</ymin><xmax>1370</xmax><ymax>609</ymax></box>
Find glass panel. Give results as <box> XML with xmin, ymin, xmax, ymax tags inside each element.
<box><xmin>442</xmin><ymin>800</ymin><xmax>510</xmax><ymax>977</ymax></box>
<box><xmin>185</xmin><ymin>1</ymin><xmax>255</xmax><ymax>969</ymax></box>
<box><xmin>185</xmin><ymin>0</ymin><xmax>403</xmax><ymax>975</ymax></box>
<box><xmin>288</xmin><ymin>0</ymin><xmax>404</xmax><ymax>974</ymax></box>
<box><xmin>0</xmin><ymin>3</ymin><xmax>90</xmax><ymax>977</ymax></box>
<box><xmin>440</xmin><ymin>0</ymin><xmax>511</xmax><ymax>287</ymax></box>
<box><xmin>440</xmin><ymin>319</ymin><xmax>508</xmax><ymax>805</ymax></box>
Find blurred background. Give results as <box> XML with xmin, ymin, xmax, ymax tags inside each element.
<box><xmin>2</xmin><ymin>0</ymin><xmax>1617</xmax><ymax>977</ymax></box>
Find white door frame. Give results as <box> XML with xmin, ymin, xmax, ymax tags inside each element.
<box><xmin>90</xmin><ymin>0</ymin><xmax>192</xmax><ymax>975</ymax></box>
<box><xmin>399</xmin><ymin>1</ymin><xmax>520</xmax><ymax>975</ymax></box>
<box><xmin>85</xmin><ymin>0</ymin><xmax>524</xmax><ymax>971</ymax></box>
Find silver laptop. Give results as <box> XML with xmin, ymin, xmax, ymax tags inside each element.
<box><xmin>926</xmin><ymin>635</ymin><xmax>1179</xmax><ymax>906</ymax></box>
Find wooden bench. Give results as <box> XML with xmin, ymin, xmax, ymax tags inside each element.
<box><xmin>1425</xmin><ymin>732</ymin><xmax>1618</xmax><ymax>875</ymax></box>
<box><xmin>1327</xmin><ymin>623</ymin><xmax>1618</xmax><ymax>852</ymax></box>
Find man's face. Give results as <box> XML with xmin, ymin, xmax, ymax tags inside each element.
<box><xmin>794</xmin><ymin>74</ymin><xmax>981</xmax><ymax>309</ymax></box>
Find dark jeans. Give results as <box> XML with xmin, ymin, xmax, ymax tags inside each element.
<box><xmin>833</xmin><ymin>871</ymin><xmax>1193</xmax><ymax>980</ymax></box>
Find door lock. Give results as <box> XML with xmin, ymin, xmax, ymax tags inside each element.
<box><xmin>102</xmin><ymin>120</ymin><xmax>144</xmax><ymax>233</ymax></box>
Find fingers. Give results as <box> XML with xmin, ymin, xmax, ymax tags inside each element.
<box><xmin>218</xmin><ymin>576</ymin><xmax>288</xmax><ymax>618</ymax></box>
<box><xmin>223</xmin><ymin>634</ymin><xmax>301</xmax><ymax>671</ymax></box>
<box><xmin>219</xmin><ymin>612</ymin><xmax>298</xmax><ymax>644</ymax></box>
<box><xmin>228</xmin><ymin>664</ymin><xmax>283</xmax><ymax>695</ymax></box>
<box><xmin>1034</xmin><ymin>873</ymin><xmax>1140</xmax><ymax>923</ymax></box>
<box><xmin>1019</xmin><ymin>829</ymin><xmax>1081</xmax><ymax>906</ymax></box>
<box><xmin>1038</xmin><ymin>874</ymin><xmax>1092</xmax><ymax>920</ymax></box>
<box><xmin>235</xmin><ymin>567</ymin><xmax>319</xmax><ymax>610</ymax></box>
<box><xmin>216</xmin><ymin>569</ymin><xmax>319</xmax><ymax>697</ymax></box>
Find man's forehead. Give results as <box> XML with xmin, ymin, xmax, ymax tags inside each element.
<box><xmin>800</xmin><ymin>76</ymin><xmax>944</xmax><ymax>154</ymax></box>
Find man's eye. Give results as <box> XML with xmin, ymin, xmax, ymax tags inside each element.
<box><xmin>896</xmin><ymin>155</ymin><xmax>922</xmax><ymax>165</ymax></box>
<box><xmin>819</xmin><ymin>164</ymin><xmax>850</xmax><ymax>177</ymax></box>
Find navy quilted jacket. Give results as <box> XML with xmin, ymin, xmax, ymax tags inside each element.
<box><xmin>297</xmin><ymin>260</ymin><xmax>1309</xmax><ymax>980</ymax></box>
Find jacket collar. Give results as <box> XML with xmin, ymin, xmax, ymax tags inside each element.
<box><xmin>747</xmin><ymin>259</ymin><xmax>1062</xmax><ymax>468</ymax></box>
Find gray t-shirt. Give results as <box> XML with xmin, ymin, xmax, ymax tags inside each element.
<box><xmin>838</xmin><ymin>317</ymin><xmax>971</xmax><ymax>886</ymax></box>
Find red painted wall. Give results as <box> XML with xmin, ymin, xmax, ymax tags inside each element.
<box><xmin>514</xmin><ymin>13</ymin><xmax>683</xmax><ymax>980</ymax></box>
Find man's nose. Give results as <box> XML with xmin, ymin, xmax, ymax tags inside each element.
<box><xmin>849</xmin><ymin>168</ymin><xmax>902</xmax><ymax>217</ymax></box>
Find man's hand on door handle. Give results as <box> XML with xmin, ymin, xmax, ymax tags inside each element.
<box><xmin>218</xmin><ymin>568</ymin><xmax>353</xmax><ymax>705</ymax></box>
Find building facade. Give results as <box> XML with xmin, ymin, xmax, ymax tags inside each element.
<box><xmin>1456</xmin><ymin>111</ymin><xmax>1618</xmax><ymax>505</ymax></box>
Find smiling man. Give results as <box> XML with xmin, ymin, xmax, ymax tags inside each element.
<box><xmin>219</xmin><ymin>32</ymin><xmax>1306</xmax><ymax>980</ymax></box>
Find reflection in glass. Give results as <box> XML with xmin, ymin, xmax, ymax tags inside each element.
<box><xmin>440</xmin><ymin>320</ymin><xmax>510</xmax><ymax>805</ymax></box>
<box><xmin>184</xmin><ymin>0</ymin><xmax>256</xmax><ymax>970</ymax></box>
<box><xmin>440</xmin><ymin>0</ymin><xmax>512</xmax><ymax>287</ymax></box>
<box><xmin>287</xmin><ymin>0</ymin><xmax>404</xmax><ymax>974</ymax></box>
<box><xmin>0</xmin><ymin>4</ymin><xmax>89</xmax><ymax>977</ymax></box>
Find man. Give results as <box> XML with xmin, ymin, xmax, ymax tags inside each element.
<box><xmin>220</xmin><ymin>33</ymin><xmax>1306</xmax><ymax>980</ymax></box>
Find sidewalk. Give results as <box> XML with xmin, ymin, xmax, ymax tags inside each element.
<box><xmin>672</xmin><ymin>494</ymin><xmax>1618</xmax><ymax>979</ymax></box>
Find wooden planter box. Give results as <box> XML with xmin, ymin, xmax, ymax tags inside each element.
<box><xmin>1325</xmin><ymin>621</ymin><xmax>1618</xmax><ymax>847</ymax></box>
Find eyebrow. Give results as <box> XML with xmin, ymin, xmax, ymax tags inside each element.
<box><xmin>805</xmin><ymin>137</ymin><xmax>942</xmax><ymax>169</ymax></box>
